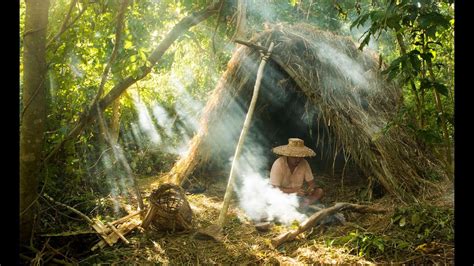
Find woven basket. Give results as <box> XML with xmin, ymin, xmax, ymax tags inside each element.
<box><xmin>142</xmin><ymin>183</ymin><xmax>193</xmax><ymax>232</ymax></box>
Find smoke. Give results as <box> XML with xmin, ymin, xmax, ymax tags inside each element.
<box><xmin>236</xmin><ymin>172</ymin><xmax>308</xmax><ymax>225</ymax></box>
<box><xmin>48</xmin><ymin>72</ymin><xmax>57</xmax><ymax>102</ymax></box>
<box><xmin>233</xmin><ymin>141</ymin><xmax>308</xmax><ymax>225</ymax></box>
<box><xmin>192</xmin><ymin>48</ymin><xmax>312</xmax><ymax>225</ymax></box>
<box><xmin>130</xmin><ymin>89</ymin><xmax>161</xmax><ymax>145</ymax></box>
<box><xmin>68</xmin><ymin>53</ymin><xmax>84</xmax><ymax>79</ymax></box>
<box><xmin>246</xmin><ymin>0</ymin><xmax>278</xmax><ymax>23</ymax></box>
<box><xmin>169</xmin><ymin>71</ymin><xmax>202</xmax><ymax>134</ymax></box>
<box><xmin>151</xmin><ymin>103</ymin><xmax>173</xmax><ymax>137</ymax></box>
<box><xmin>126</xmin><ymin>69</ymin><xmax>205</xmax><ymax>157</ymax></box>
<box><xmin>316</xmin><ymin>41</ymin><xmax>370</xmax><ymax>92</ymax></box>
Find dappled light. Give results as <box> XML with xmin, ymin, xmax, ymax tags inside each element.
<box><xmin>19</xmin><ymin>0</ymin><xmax>454</xmax><ymax>264</ymax></box>
<box><xmin>131</xmin><ymin>89</ymin><xmax>162</xmax><ymax>145</ymax></box>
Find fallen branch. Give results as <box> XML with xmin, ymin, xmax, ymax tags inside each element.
<box><xmin>42</xmin><ymin>193</ymin><xmax>93</xmax><ymax>224</ymax></box>
<box><xmin>40</xmin><ymin>230</ymin><xmax>96</xmax><ymax>237</ymax></box>
<box><xmin>271</xmin><ymin>202</ymin><xmax>387</xmax><ymax>248</ymax></box>
<box><xmin>42</xmin><ymin>193</ymin><xmax>143</xmax><ymax>249</ymax></box>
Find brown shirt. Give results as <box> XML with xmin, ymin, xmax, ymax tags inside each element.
<box><xmin>269</xmin><ymin>157</ymin><xmax>314</xmax><ymax>189</ymax></box>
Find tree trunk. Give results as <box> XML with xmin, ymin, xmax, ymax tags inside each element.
<box><xmin>231</xmin><ymin>0</ymin><xmax>247</xmax><ymax>41</ymax></box>
<box><xmin>422</xmin><ymin>32</ymin><xmax>453</xmax><ymax>176</ymax></box>
<box><xmin>427</xmin><ymin>65</ymin><xmax>453</xmax><ymax>176</ymax></box>
<box><xmin>110</xmin><ymin>98</ymin><xmax>121</xmax><ymax>143</ymax></box>
<box><xmin>395</xmin><ymin>33</ymin><xmax>422</xmax><ymax>128</ymax></box>
<box><xmin>20</xmin><ymin>0</ymin><xmax>50</xmax><ymax>244</ymax></box>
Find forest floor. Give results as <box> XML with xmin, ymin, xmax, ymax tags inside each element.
<box><xmin>24</xmin><ymin>172</ymin><xmax>454</xmax><ymax>264</ymax></box>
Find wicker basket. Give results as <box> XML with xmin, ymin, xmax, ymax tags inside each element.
<box><xmin>142</xmin><ymin>183</ymin><xmax>193</xmax><ymax>232</ymax></box>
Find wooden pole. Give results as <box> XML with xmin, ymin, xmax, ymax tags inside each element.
<box><xmin>217</xmin><ymin>42</ymin><xmax>275</xmax><ymax>227</ymax></box>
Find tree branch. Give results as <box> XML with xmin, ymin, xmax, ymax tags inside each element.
<box><xmin>91</xmin><ymin>0</ymin><xmax>129</xmax><ymax>107</ymax></box>
<box><xmin>90</xmin><ymin>0</ymin><xmax>145</xmax><ymax>210</ymax></box>
<box><xmin>42</xmin><ymin>193</ymin><xmax>94</xmax><ymax>224</ymax></box>
<box><xmin>46</xmin><ymin>0</ymin><xmax>78</xmax><ymax>46</ymax></box>
<box><xmin>231</xmin><ymin>0</ymin><xmax>247</xmax><ymax>41</ymax></box>
<box><xmin>234</xmin><ymin>39</ymin><xmax>271</xmax><ymax>53</ymax></box>
<box><xmin>44</xmin><ymin>0</ymin><xmax>223</xmax><ymax>163</ymax></box>
<box><xmin>211</xmin><ymin>0</ymin><xmax>225</xmax><ymax>54</ymax></box>
<box><xmin>46</xmin><ymin>0</ymin><xmax>89</xmax><ymax>49</ymax></box>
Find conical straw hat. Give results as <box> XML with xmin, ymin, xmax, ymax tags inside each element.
<box><xmin>272</xmin><ymin>138</ymin><xmax>316</xmax><ymax>157</ymax></box>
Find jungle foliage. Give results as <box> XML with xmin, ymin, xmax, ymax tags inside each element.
<box><xmin>20</xmin><ymin>0</ymin><xmax>454</xmax><ymax>262</ymax></box>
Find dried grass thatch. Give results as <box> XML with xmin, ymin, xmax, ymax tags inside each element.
<box><xmin>166</xmin><ymin>23</ymin><xmax>445</xmax><ymax>202</ymax></box>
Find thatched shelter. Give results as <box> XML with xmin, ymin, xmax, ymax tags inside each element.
<box><xmin>166</xmin><ymin>23</ymin><xmax>444</xmax><ymax>202</ymax></box>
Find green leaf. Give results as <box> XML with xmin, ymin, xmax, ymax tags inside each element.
<box><xmin>139</xmin><ymin>49</ymin><xmax>148</xmax><ymax>61</ymax></box>
<box><xmin>358</xmin><ymin>34</ymin><xmax>371</xmax><ymax>50</ymax></box>
<box><xmin>418</xmin><ymin>12</ymin><xmax>450</xmax><ymax>30</ymax></box>
<box><xmin>386</xmin><ymin>15</ymin><xmax>401</xmax><ymax>30</ymax></box>
<box><xmin>403</xmin><ymin>4</ymin><xmax>419</xmax><ymax>22</ymax></box>
<box><xmin>351</xmin><ymin>13</ymin><xmax>370</xmax><ymax>30</ymax></box>
<box><xmin>124</xmin><ymin>40</ymin><xmax>134</xmax><ymax>49</ymax></box>
<box><xmin>369</xmin><ymin>10</ymin><xmax>385</xmax><ymax>22</ymax></box>
<box><xmin>399</xmin><ymin>216</ymin><xmax>406</xmax><ymax>227</ymax></box>
<box><xmin>417</xmin><ymin>128</ymin><xmax>442</xmax><ymax>144</ymax></box>
<box><xmin>397</xmin><ymin>240</ymin><xmax>409</xmax><ymax>249</ymax></box>
<box><xmin>376</xmin><ymin>241</ymin><xmax>384</xmax><ymax>252</ymax></box>
<box><xmin>434</xmin><ymin>83</ymin><xmax>449</xmax><ymax>96</ymax></box>
<box><xmin>419</xmin><ymin>79</ymin><xmax>448</xmax><ymax>96</ymax></box>
<box><xmin>426</xmin><ymin>26</ymin><xmax>437</xmax><ymax>39</ymax></box>
<box><xmin>419</xmin><ymin>78</ymin><xmax>432</xmax><ymax>90</ymax></box>
<box><xmin>426</xmin><ymin>41</ymin><xmax>443</xmax><ymax>47</ymax></box>
<box><xmin>392</xmin><ymin>214</ymin><xmax>402</xmax><ymax>224</ymax></box>
<box><xmin>408</xmin><ymin>52</ymin><xmax>421</xmax><ymax>73</ymax></box>
<box><xmin>420</xmin><ymin>52</ymin><xmax>434</xmax><ymax>63</ymax></box>
<box><xmin>411</xmin><ymin>213</ymin><xmax>421</xmax><ymax>225</ymax></box>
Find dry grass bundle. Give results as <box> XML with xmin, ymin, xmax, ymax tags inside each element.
<box><xmin>167</xmin><ymin>22</ymin><xmax>446</xmax><ymax>202</ymax></box>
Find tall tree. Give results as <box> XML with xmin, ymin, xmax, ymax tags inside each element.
<box><xmin>20</xmin><ymin>0</ymin><xmax>50</xmax><ymax>244</ymax></box>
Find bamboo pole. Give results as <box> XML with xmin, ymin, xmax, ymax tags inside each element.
<box><xmin>217</xmin><ymin>42</ymin><xmax>275</xmax><ymax>227</ymax></box>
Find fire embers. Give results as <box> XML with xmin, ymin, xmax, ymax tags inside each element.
<box><xmin>142</xmin><ymin>183</ymin><xmax>193</xmax><ymax>232</ymax></box>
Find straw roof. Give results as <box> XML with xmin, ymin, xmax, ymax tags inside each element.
<box><xmin>167</xmin><ymin>23</ymin><xmax>445</xmax><ymax>202</ymax></box>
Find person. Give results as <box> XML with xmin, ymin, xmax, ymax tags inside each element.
<box><xmin>269</xmin><ymin>138</ymin><xmax>324</xmax><ymax>211</ymax></box>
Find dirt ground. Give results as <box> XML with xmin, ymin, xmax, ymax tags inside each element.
<box><xmin>68</xmin><ymin>172</ymin><xmax>451</xmax><ymax>265</ymax></box>
<box><xmin>24</xmin><ymin>171</ymin><xmax>453</xmax><ymax>264</ymax></box>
